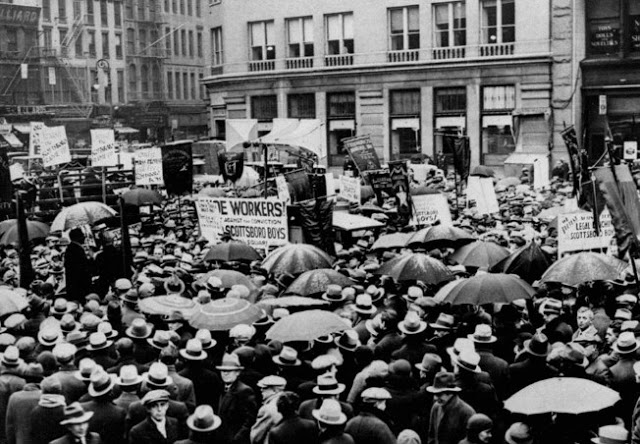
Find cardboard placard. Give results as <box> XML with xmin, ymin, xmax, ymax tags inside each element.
<box><xmin>557</xmin><ymin>210</ymin><xmax>614</xmax><ymax>255</ymax></box>
<box><xmin>467</xmin><ymin>176</ymin><xmax>499</xmax><ymax>215</ymax></box>
<box><xmin>624</xmin><ymin>141</ymin><xmax>638</xmax><ymax>160</ymax></box>
<box><xmin>275</xmin><ymin>175</ymin><xmax>290</xmax><ymax>203</ymax></box>
<box><xmin>410</xmin><ymin>193</ymin><xmax>452</xmax><ymax>226</ymax></box>
<box><xmin>338</xmin><ymin>175</ymin><xmax>361</xmax><ymax>203</ymax></box>
<box><xmin>41</xmin><ymin>126</ymin><xmax>71</xmax><ymax>167</ymax></box>
<box><xmin>161</xmin><ymin>143</ymin><xmax>193</xmax><ymax>195</ymax></box>
<box><xmin>90</xmin><ymin>128</ymin><xmax>118</xmax><ymax>166</ymax></box>
<box><xmin>344</xmin><ymin>135</ymin><xmax>381</xmax><ymax>173</ymax></box>
<box><xmin>196</xmin><ymin>197</ymin><xmax>289</xmax><ymax>249</ymax></box>
<box><xmin>134</xmin><ymin>147</ymin><xmax>164</xmax><ymax>185</ymax></box>
<box><xmin>533</xmin><ymin>158</ymin><xmax>550</xmax><ymax>190</ymax></box>
<box><xmin>29</xmin><ymin>121</ymin><xmax>44</xmax><ymax>157</ymax></box>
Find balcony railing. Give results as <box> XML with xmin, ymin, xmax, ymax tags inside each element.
<box><xmin>206</xmin><ymin>39</ymin><xmax>551</xmax><ymax>77</ymax></box>
<box><xmin>432</xmin><ymin>46</ymin><xmax>466</xmax><ymax>60</ymax></box>
<box><xmin>248</xmin><ymin>60</ymin><xmax>275</xmax><ymax>72</ymax></box>
<box><xmin>387</xmin><ymin>49</ymin><xmax>419</xmax><ymax>63</ymax></box>
<box><xmin>286</xmin><ymin>57</ymin><xmax>314</xmax><ymax>70</ymax></box>
<box><xmin>325</xmin><ymin>54</ymin><xmax>353</xmax><ymax>67</ymax></box>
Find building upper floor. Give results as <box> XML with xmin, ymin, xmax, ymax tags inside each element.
<box><xmin>584</xmin><ymin>0</ymin><xmax>640</xmax><ymax>61</ymax></box>
<box><xmin>206</xmin><ymin>0</ymin><xmax>551</xmax><ymax>77</ymax></box>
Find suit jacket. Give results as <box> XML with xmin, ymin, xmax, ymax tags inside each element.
<box><xmin>64</xmin><ymin>241</ymin><xmax>92</xmax><ymax>302</ymax></box>
<box><xmin>113</xmin><ymin>391</ymin><xmax>140</xmax><ymax>413</ymax></box>
<box><xmin>427</xmin><ymin>395</ymin><xmax>475</xmax><ymax>444</ymax></box>
<box><xmin>508</xmin><ymin>357</ymin><xmax>558</xmax><ymax>395</ymax></box>
<box><xmin>268</xmin><ymin>416</ymin><xmax>319</xmax><ymax>444</ymax></box>
<box><xmin>218</xmin><ymin>380</ymin><xmax>257</xmax><ymax>444</ymax></box>
<box><xmin>129</xmin><ymin>417</ymin><xmax>179</xmax><ymax>444</ymax></box>
<box><xmin>0</xmin><ymin>372</ymin><xmax>26</xmax><ymax>444</ymax></box>
<box><xmin>608</xmin><ymin>357</ymin><xmax>640</xmax><ymax>424</ymax></box>
<box><xmin>5</xmin><ymin>384</ymin><xmax>41</xmax><ymax>444</ymax></box>
<box><xmin>167</xmin><ymin>366</ymin><xmax>196</xmax><ymax>412</ymax></box>
<box><xmin>50</xmin><ymin>432</ymin><xmax>101</xmax><ymax>444</ymax></box>
<box><xmin>178</xmin><ymin>364</ymin><xmax>223</xmax><ymax>408</ymax></box>
<box><xmin>51</xmin><ymin>367</ymin><xmax>87</xmax><ymax>404</ymax></box>
<box><xmin>80</xmin><ymin>399</ymin><xmax>126</xmax><ymax>444</ymax></box>
<box><xmin>126</xmin><ymin>399</ymin><xmax>189</xmax><ymax>439</ymax></box>
<box><xmin>29</xmin><ymin>404</ymin><xmax>66</xmax><ymax>444</ymax></box>
<box><xmin>345</xmin><ymin>411</ymin><xmax>396</xmax><ymax>444</ymax></box>
<box><xmin>477</xmin><ymin>349</ymin><xmax>510</xmax><ymax>400</ymax></box>
<box><xmin>318</xmin><ymin>430</ymin><xmax>355</xmax><ymax>444</ymax></box>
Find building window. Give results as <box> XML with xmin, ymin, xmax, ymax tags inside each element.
<box><xmin>390</xmin><ymin>90</ymin><xmax>421</xmax><ymax>159</ymax></box>
<box><xmin>326</xmin><ymin>13</ymin><xmax>354</xmax><ymax>55</ymax></box>
<box><xmin>482</xmin><ymin>85</ymin><xmax>516</xmax><ymax>160</ymax></box>
<box><xmin>188</xmin><ymin>30</ymin><xmax>194</xmax><ymax>57</ymax></box>
<box><xmin>167</xmin><ymin>71</ymin><xmax>173</xmax><ymax>100</ymax></box>
<box><xmin>141</xmin><ymin>65</ymin><xmax>149</xmax><ymax>98</ymax></box>
<box><xmin>87</xmin><ymin>0</ymin><xmax>95</xmax><ymax>25</ymax></box>
<box><xmin>102</xmin><ymin>31</ymin><xmax>109</xmax><ymax>57</ymax></box>
<box><xmin>128</xmin><ymin>64</ymin><xmax>137</xmax><ymax>97</ymax></box>
<box><xmin>127</xmin><ymin>28</ymin><xmax>135</xmax><ymax>54</ymax></box>
<box><xmin>139</xmin><ymin>29</ymin><xmax>147</xmax><ymax>55</ymax></box>
<box><xmin>75</xmin><ymin>33</ymin><xmax>83</xmax><ymax>57</ymax></box>
<box><xmin>166</xmin><ymin>28</ymin><xmax>172</xmax><ymax>56</ymax></box>
<box><xmin>251</xmin><ymin>95</ymin><xmax>278</xmax><ymax>121</ymax></box>
<box><xmin>88</xmin><ymin>31</ymin><xmax>96</xmax><ymax>57</ymax></box>
<box><xmin>190</xmin><ymin>72</ymin><xmax>196</xmax><ymax>99</ymax></box>
<box><xmin>389</xmin><ymin>6</ymin><xmax>419</xmax><ymax>51</ymax></box>
<box><xmin>187</xmin><ymin>0</ymin><xmax>193</xmax><ymax>15</ymax></box>
<box><xmin>183</xmin><ymin>72</ymin><xmax>189</xmax><ymax>100</ymax></box>
<box><xmin>197</xmin><ymin>31</ymin><xmax>203</xmax><ymax>57</ymax></box>
<box><xmin>288</xmin><ymin>93</ymin><xmax>316</xmax><ymax>118</ymax></box>
<box><xmin>115</xmin><ymin>33</ymin><xmax>122</xmax><ymax>58</ymax></box>
<box><xmin>117</xmin><ymin>69</ymin><xmax>124</xmax><ymax>102</ymax></box>
<box><xmin>181</xmin><ymin>30</ymin><xmax>187</xmax><ymax>55</ymax></box>
<box><xmin>7</xmin><ymin>29</ymin><xmax>18</xmax><ymax>53</ymax></box>
<box><xmin>172</xmin><ymin>0</ymin><xmax>178</xmax><ymax>14</ymax></box>
<box><xmin>481</xmin><ymin>0</ymin><xmax>515</xmax><ymax>44</ymax></box>
<box><xmin>73</xmin><ymin>1</ymin><xmax>81</xmax><ymax>20</ymax></box>
<box><xmin>150</xmin><ymin>29</ymin><xmax>158</xmax><ymax>55</ymax></box>
<box><xmin>175</xmin><ymin>72</ymin><xmax>181</xmax><ymax>99</ymax></box>
<box><xmin>180</xmin><ymin>0</ymin><xmax>185</xmax><ymax>14</ymax></box>
<box><xmin>152</xmin><ymin>66</ymin><xmax>161</xmax><ymax>96</ymax></box>
<box><xmin>327</xmin><ymin>92</ymin><xmax>356</xmax><ymax>166</ymax></box>
<box><xmin>287</xmin><ymin>16</ymin><xmax>314</xmax><ymax>58</ymax></box>
<box><xmin>100</xmin><ymin>0</ymin><xmax>108</xmax><ymax>27</ymax></box>
<box><xmin>165</xmin><ymin>0</ymin><xmax>170</xmax><ymax>12</ymax></box>
<box><xmin>196</xmin><ymin>0</ymin><xmax>201</xmax><ymax>17</ymax></box>
<box><xmin>174</xmin><ymin>28</ymin><xmax>180</xmax><ymax>55</ymax></box>
<box><xmin>434</xmin><ymin>2</ymin><xmax>466</xmax><ymax>48</ymax></box>
<box><xmin>434</xmin><ymin>87</ymin><xmax>467</xmax><ymax>157</ymax></box>
<box><xmin>59</xmin><ymin>0</ymin><xmax>67</xmax><ymax>24</ymax></box>
<box><xmin>114</xmin><ymin>1</ymin><xmax>122</xmax><ymax>27</ymax></box>
<box><xmin>43</xmin><ymin>0</ymin><xmax>51</xmax><ymax>22</ymax></box>
<box><xmin>211</xmin><ymin>27</ymin><xmax>223</xmax><ymax>65</ymax></box>
<box><xmin>138</xmin><ymin>0</ymin><xmax>145</xmax><ymax>21</ymax></box>
<box><xmin>586</xmin><ymin>0</ymin><xmax>621</xmax><ymax>55</ymax></box>
<box><xmin>60</xmin><ymin>29</ymin><xmax>68</xmax><ymax>48</ymax></box>
<box><xmin>199</xmin><ymin>72</ymin><xmax>205</xmax><ymax>99</ymax></box>
<box><xmin>43</xmin><ymin>28</ymin><xmax>53</xmax><ymax>48</ymax></box>
<box><xmin>125</xmin><ymin>1</ymin><xmax>133</xmax><ymax>20</ymax></box>
<box><xmin>250</xmin><ymin>21</ymin><xmax>275</xmax><ymax>61</ymax></box>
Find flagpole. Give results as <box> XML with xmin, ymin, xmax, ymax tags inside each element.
<box><xmin>449</xmin><ymin>134</ymin><xmax>460</xmax><ymax>219</ymax></box>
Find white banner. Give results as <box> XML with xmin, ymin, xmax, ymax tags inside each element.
<box><xmin>339</xmin><ymin>175</ymin><xmax>361</xmax><ymax>203</ymax></box>
<box><xmin>467</xmin><ymin>176</ymin><xmax>499</xmax><ymax>215</ymax></box>
<box><xmin>196</xmin><ymin>197</ymin><xmax>289</xmax><ymax>249</ymax></box>
<box><xmin>90</xmin><ymin>128</ymin><xmax>118</xmax><ymax>166</ymax></box>
<box><xmin>410</xmin><ymin>193</ymin><xmax>452</xmax><ymax>226</ymax></box>
<box><xmin>533</xmin><ymin>158</ymin><xmax>550</xmax><ymax>190</ymax></box>
<box><xmin>557</xmin><ymin>210</ymin><xmax>614</xmax><ymax>255</ymax></box>
<box><xmin>275</xmin><ymin>175</ymin><xmax>290</xmax><ymax>203</ymax></box>
<box><xmin>41</xmin><ymin>126</ymin><xmax>71</xmax><ymax>167</ymax></box>
<box><xmin>134</xmin><ymin>148</ymin><xmax>164</xmax><ymax>185</ymax></box>
<box><xmin>29</xmin><ymin>121</ymin><xmax>45</xmax><ymax>157</ymax></box>
<box><xmin>325</xmin><ymin>173</ymin><xmax>335</xmax><ymax>197</ymax></box>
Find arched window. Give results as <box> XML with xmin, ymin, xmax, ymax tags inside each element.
<box><xmin>128</xmin><ymin>64</ymin><xmax>137</xmax><ymax>97</ymax></box>
<box><xmin>141</xmin><ymin>65</ymin><xmax>149</xmax><ymax>98</ymax></box>
<box><xmin>152</xmin><ymin>65</ymin><xmax>161</xmax><ymax>97</ymax></box>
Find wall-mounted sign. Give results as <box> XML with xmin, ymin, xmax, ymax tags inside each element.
<box><xmin>590</xmin><ymin>21</ymin><xmax>620</xmax><ymax>53</ymax></box>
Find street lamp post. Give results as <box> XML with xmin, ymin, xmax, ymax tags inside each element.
<box><xmin>95</xmin><ymin>58</ymin><xmax>112</xmax><ymax>127</ymax></box>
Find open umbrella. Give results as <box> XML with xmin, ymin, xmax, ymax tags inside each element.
<box><xmin>540</xmin><ymin>252</ymin><xmax>628</xmax><ymax>286</ymax></box>
<box><xmin>450</xmin><ymin>241</ymin><xmax>510</xmax><ymax>269</ymax></box>
<box><xmin>375</xmin><ymin>253</ymin><xmax>453</xmax><ymax>284</ymax></box>
<box><xmin>50</xmin><ymin>202</ymin><xmax>117</xmax><ymax>232</ymax></box>
<box><xmin>470</xmin><ymin>166</ymin><xmax>495</xmax><ymax>177</ymax></box>
<box><xmin>434</xmin><ymin>273</ymin><xmax>535</xmax><ymax>305</ymax></box>
<box><xmin>491</xmin><ymin>242</ymin><xmax>551</xmax><ymax>284</ymax></box>
<box><xmin>122</xmin><ymin>188</ymin><xmax>163</xmax><ymax>206</ymax></box>
<box><xmin>197</xmin><ymin>269</ymin><xmax>258</xmax><ymax>292</ymax></box>
<box><xmin>189</xmin><ymin>298</ymin><xmax>263</xmax><ymax>331</ymax></box>
<box><xmin>285</xmin><ymin>269</ymin><xmax>354</xmax><ymax>297</ymax></box>
<box><xmin>504</xmin><ymin>377</ymin><xmax>620</xmax><ymax>415</ymax></box>
<box><xmin>262</xmin><ymin>244</ymin><xmax>333</xmax><ymax>276</ymax></box>
<box><xmin>0</xmin><ymin>288</ymin><xmax>29</xmax><ymax>317</ymax></box>
<box><xmin>371</xmin><ymin>233</ymin><xmax>411</xmax><ymax>251</ymax></box>
<box><xmin>266</xmin><ymin>309</ymin><xmax>350</xmax><ymax>342</ymax></box>
<box><xmin>0</xmin><ymin>220</ymin><xmax>50</xmax><ymax>246</ymax></box>
<box><xmin>406</xmin><ymin>225</ymin><xmax>476</xmax><ymax>250</ymax></box>
<box><xmin>138</xmin><ymin>295</ymin><xmax>199</xmax><ymax>318</ymax></box>
<box><xmin>257</xmin><ymin>296</ymin><xmax>329</xmax><ymax>309</ymax></box>
<box><xmin>204</xmin><ymin>241</ymin><xmax>262</xmax><ymax>262</ymax></box>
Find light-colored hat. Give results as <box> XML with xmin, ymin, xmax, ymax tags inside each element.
<box><xmin>1</xmin><ymin>345</ymin><xmax>21</xmax><ymax>367</ymax></box>
<box><xmin>180</xmin><ymin>339</ymin><xmax>208</xmax><ymax>361</ymax></box>
<box><xmin>117</xmin><ymin>365</ymin><xmax>143</xmax><ymax>386</ymax></box>
<box><xmin>312</xmin><ymin>399</ymin><xmax>347</xmax><ymax>425</ymax></box>
<box><xmin>403</xmin><ymin>286</ymin><xmax>423</xmax><ymax>302</ymax></box>
<box><xmin>229</xmin><ymin>324</ymin><xmax>256</xmax><ymax>342</ymax></box>
<box><xmin>313</xmin><ymin>374</ymin><xmax>345</xmax><ymax>395</ymax></box>
<box><xmin>257</xmin><ymin>375</ymin><xmax>287</xmax><ymax>388</ymax></box>
<box><xmin>147</xmin><ymin>330</ymin><xmax>171</xmax><ymax>350</ymax></box>
<box><xmin>335</xmin><ymin>330</ymin><xmax>361</xmax><ymax>351</ymax></box>
<box><xmin>125</xmin><ymin>318</ymin><xmax>153</xmax><ymax>339</ymax></box>
<box><xmin>216</xmin><ymin>353</ymin><xmax>244</xmax><ymax>371</ymax></box>
<box><xmin>60</xmin><ymin>402</ymin><xmax>94</xmax><ymax>425</ymax></box>
<box><xmin>273</xmin><ymin>346</ymin><xmax>302</xmax><ymax>367</ymax></box>
<box><xmin>86</xmin><ymin>332</ymin><xmax>113</xmax><ymax>351</ymax></box>
<box><xmin>88</xmin><ymin>368</ymin><xmax>116</xmax><ymax>397</ymax></box>
<box><xmin>453</xmin><ymin>349</ymin><xmax>481</xmax><ymax>373</ymax></box>
<box><xmin>354</xmin><ymin>293</ymin><xmax>376</xmax><ymax>315</ymax></box>
<box><xmin>398</xmin><ymin>311</ymin><xmax>427</xmax><ymax>335</ymax></box>
<box><xmin>591</xmin><ymin>425</ymin><xmax>629</xmax><ymax>444</ymax></box>
<box><xmin>74</xmin><ymin>358</ymin><xmax>97</xmax><ymax>382</ymax></box>
<box><xmin>613</xmin><ymin>331</ymin><xmax>640</xmax><ymax>354</ymax></box>
<box><xmin>361</xmin><ymin>387</ymin><xmax>391</xmax><ymax>401</ymax></box>
<box><xmin>195</xmin><ymin>329</ymin><xmax>216</xmax><ymax>349</ymax></box>
<box><xmin>52</xmin><ymin>343</ymin><xmax>77</xmax><ymax>363</ymax></box>
<box><xmin>114</xmin><ymin>278</ymin><xmax>133</xmax><ymax>291</ymax></box>
<box><xmin>38</xmin><ymin>328</ymin><xmax>61</xmax><ymax>347</ymax></box>
<box><xmin>505</xmin><ymin>422</ymin><xmax>533</xmax><ymax>444</ymax></box>
<box><xmin>186</xmin><ymin>405</ymin><xmax>221</xmax><ymax>432</ymax></box>
<box><xmin>322</xmin><ymin>285</ymin><xmax>346</xmax><ymax>303</ymax></box>
<box><xmin>468</xmin><ymin>324</ymin><xmax>497</xmax><ymax>344</ymax></box>
<box><xmin>144</xmin><ymin>362</ymin><xmax>174</xmax><ymax>387</ymax></box>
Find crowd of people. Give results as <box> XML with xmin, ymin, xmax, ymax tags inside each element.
<box><xmin>0</xmin><ymin>161</ymin><xmax>636</xmax><ymax>444</ymax></box>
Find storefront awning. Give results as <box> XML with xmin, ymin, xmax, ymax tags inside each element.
<box><xmin>0</xmin><ymin>132</ymin><xmax>23</xmax><ymax>148</ymax></box>
<box><xmin>333</xmin><ymin>212</ymin><xmax>385</xmax><ymax>232</ymax></box>
<box><xmin>259</xmin><ymin>119</ymin><xmax>326</xmax><ymax>159</ymax></box>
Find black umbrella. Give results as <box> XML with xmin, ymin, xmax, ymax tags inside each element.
<box><xmin>490</xmin><ymin>242</ymin><xmax>551</xmax><ymax>284</ymax></box>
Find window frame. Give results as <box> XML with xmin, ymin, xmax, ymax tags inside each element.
<box><xmin>388</xmin><ymin>6</ymin><xmax>420</xmax><ymax>51</ymax></box>
<box><xmin>433</xmin><ymin>1</ymin><xmax>466</xmax><ymax>48</ymax></box>
<box><xmin>286</xmin><ymin>16</ymin><xmax>314</xmax><ymax>58</ymax></box>
<box><xmin>249</xmin><ymin>20</ymin><xmax>276</xmax><ymax>61</ymax></box>
<box><xmin>481</xmin><ymin>0</ymin><xmax>515</xmax><ymax>44</ymax></box>
<box><xmin>211</xmin><ymin>26</ymin><xmax>223</xmax><ymax>65</ymax></box>
<box><xmin>325</xmin><ymin>12</ymin><xmax>354</xmax><ymax>55</ymax></box>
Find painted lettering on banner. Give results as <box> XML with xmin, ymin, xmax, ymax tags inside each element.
<box><xmin>134</xmin><ymin>147</ymin><xmax>164</xmax><ymax>185</ymax></box>
<box><xmin>558</xmin><ymin>210</ymin><xmax>614</xmax><ymax>255</ymax></box>
<box><xmin>90</xmin><ymin>128</ymin><xmax>118</xmax><ymax>166</ymax></box>
<box><xmin>41</xmin><ymin>126</ymin><xmax>71</xmax><ymax>167</ymax></box>
<box><xmin>410</xmin><ymin>193</ymin><xmax>452</xmax><ymax>226</ymax></box>
<box><xmin>338</xmin><ymin>175</ymin><xmax>361</xmax><ymax>204</ymax></box>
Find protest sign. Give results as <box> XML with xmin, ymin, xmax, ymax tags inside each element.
<box><xmin>389</xmin><ymin>160</ymin><xmax>412</xmax><ymax>219</ymax></box>
<box><xmin>344</xmin><ymin>135</ymin><xmax>381</xmax><ymax>173</ymax></box>
<box><xmin>339</xmin><ymin>175</ymin><xmax>361</xmax><ymax>203</ymax></box>
<box><xmin>0</xmin><ymin>146</ymin><xmax>12</xmax><ymax>215</ymax></box>
<box><xmin>467</xmin><ymin>176</ymin><xmax>499</xmax><ymax>215</ymax></box>
<box><xmin>90</xmin><ymin>128</ymin><xmax>117</xmax><ymax>166</ymax></box>
<box><xmin>196</xmin><ymin>197</ymin><xmax>289</xmax><ymax>249</ymax></box>
<box><xmin>410</xmin><ymin>193</ymin><xmax>453</xmax><ymax>226</ymax></box>
<box><xmin>624</xmin><ymin>141</ymin><xmax>638</xmax><ymax>161</ymax></box>
<box><xmin>218</xmin><ymin>151</ymin><xmax>244</xmax><ymax>183</ymax></box>
<box><xmin>29</xmin><ymin>121</ymin><xmax>44</xmax><ymax>157</ymax></box>
<box><xmin>41</xmin><ymin>126</ymin><xmax>71</xmax><ymax>167</ymax></box>
<box><xmin>275</xmin><ymin>175</ymin><xmax>290</xmax><ymax>203</ymax></box>
<box><xmin>557</xmin><ymin>210</ymin><xmax>614</xmax><ymax>255</ymax></box>
<box><xmin>325</xmin><ymin>173</ymin><xmax>335</xmax><ymax>197</ymax></box>
<box><xmin>162</xmin><ymin>142</ymin><xmax>193</xmax><ymax>195</ymax></box>
<box><xmin>533</xmin><ymin>158</ymin><xmax>550</xmax><ymax>190</ymax></box>
<box><xmin>134</xmin><ymin>147</ymin><xmax>164</xmax><ymax>186</ymax></box>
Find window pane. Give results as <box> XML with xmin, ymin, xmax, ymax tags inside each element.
<box><xmin>288</xmin><ymin>19</ymin><xmax>301</xmax><ymax>43</ymax></box>
<box><xmin>390</xmin><ymin>9</ymin><xmax>404</xmax><ymax>32</ymax></box>
<box><xmin>266</xmin><ymin>21</ymin><xmax>274</xmax><ymax>44</ymax></box>
<box><xmin>435</xmin><ymin>4</ymin><xmax>449</xmax><ymax>25</ymax></box>
<box><xmin>343</xmin><ymin>14</ymin><xmax>354</xmax><ymax>39</ymax></box>
<box><xmin>251</xmin><ymin>23</ymin><xmax>264</xmax><ymax>46</ymax></box>
<box><xmin>502</xmin><ymin>0</ymin><xmax>515</xmax><ymax>25</ymax></box>
<box><xmin>327</xmin><ymin>15</ymin><xmax>340</xmax><ymax>40</ymax></box>
<box><xmin>251</xmin><ymin>95</ymin><xmax>278</xmax><ymax>120</ymax></box>
<box><xmin>435</xmin><ymin>87</ymin><xmax>467</xmax><ymax>113</ymax></box>
<box><xmin>288</xmin><ymin>94</ymin><xmax>316</xmax><ymax>118</ymax></box>
<box><xmin>408</xmin><ymin>7</ymin><xmax>419</xmax><ymax>31</ymax></box>
<box><xmin>303</xmin><ymin>18</ymin><xmax>314</xmax><ymax>42</ymax></box>
<box><xmin>328</xmin><ymin>92</ymin><xmax>355</xmax><ymax>117</ymax></box>
<box><xmin>390</xmin><ymin>90</ymin><xmax>420</xmax><ymax>115</ymax></box>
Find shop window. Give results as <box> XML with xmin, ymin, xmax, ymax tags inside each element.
<box><xmin>102</xmin><ymin>31</ymin><xmax>109</xmax><ymax>58</ymax></box>
<box><xmin>43</xmin><ymin>0</ymin><xmax>51</xmax><ymax>22</ymax></box>
<box><xmin>115</xmin><ymin>33</ymin><xmax>122</xmax><ymax>58</ymax></box>
<box><xmin>482</xmin><ymin>86</ymin><xmax>515</xmax><ymax>162</ymax></box>
<box><xmin>166</xmin><ymin>27</ymin><xmax>172</xmax><ymax>56</ymax></box>
<box><xmin>114</xmin><ymin>1</ymin><xmax>122</xmax><ymax>27</ymax></box>
<box><xmin>288</xmin><ymin>94</ymin><xmax>316</xmax><ymax>119</ymax></box>
<box><xmin>117</xmin><ymin>70</ymin><xmax>124</xmax><ymax>102</ymax></box>
<box><xmin>141</xmin><ymin>65</ymin><xmax>149</xmax><ymax>98</ymax></box>
<box><xmin>434</xmin><ymin>87</ymin><xmax>467</xmax><ymax>157</ymax></box>
<box><xmin>327</xmin><ymin>92</ymin><xmax>356</xmax><ymax>167</ymax></box>
<box><xmin>251</xmin><ymin>95</ymin><xmax>278</xmax><ymax>121</ymax></box>
<box><xmin>586</xmin><ymin>0</ymin><xmax>621</xmax><ymax>55</ymax></box>
<box><xmin>100</xmin><ymin>0</ymin><xmax>108</xmax><ymax>27</ymax></box>
<box><xmin>128</xmin><ymin>64</ymin><xmax>137</xmax><ymax>96</ymax></box>
<box><xmin>389</xmin><ymin>6</ymin><xmax>419</xmax><ymax>51</ymax></box>
<box><xmin>127</xmin><ymin>28</ymin><xmax>135</xmax><ymax>55</ymax></box>
<box><xmin>390</xmin><ymin>90</ymin><xmax>421</xmax><ymax>159</ymax></box>
<box><xmin>167</xmin><ymin>71</ymin><xmax>173</xmax><ymax>100</ymax></box>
